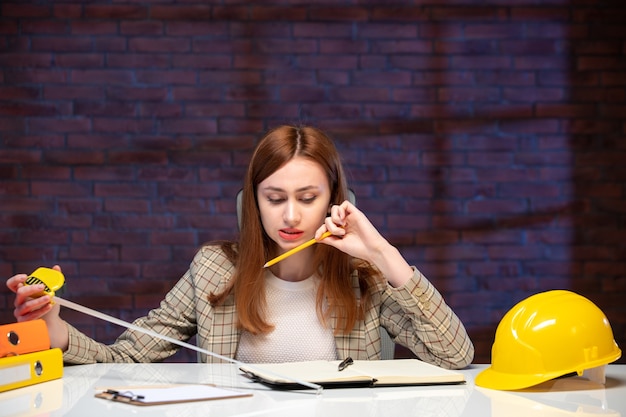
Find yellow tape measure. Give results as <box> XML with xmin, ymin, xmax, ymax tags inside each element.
<box><xmin>25</xmin><ymin>267</ymin><xmax>65</xmax><ymax>298</ymax></box>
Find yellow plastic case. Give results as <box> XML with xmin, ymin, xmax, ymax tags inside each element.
<box><xmin>25</xmin><ymin>267</ymin><xmax>65</xmax><ymax>298</ymax></box>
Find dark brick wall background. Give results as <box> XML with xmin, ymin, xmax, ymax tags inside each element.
<box><xmin>1</xmin><ymin>1</ymin><xmax>624</xmax><ymax>364</ymax></box>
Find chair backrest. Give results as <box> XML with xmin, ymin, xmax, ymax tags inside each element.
<box><xmin>234</xmin><ymin>188</ymin><xmax>395</xmax><ymax>360</ymax></box>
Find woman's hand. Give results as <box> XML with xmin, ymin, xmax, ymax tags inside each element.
<box><xmin>316</xmin><ymin>201</ymin><xmax>414</xmax><ymax>287</ymax></box>
<box><xmin>316</xmin><ymin>200</ymin><xmax>386</xmax><ymax>262</ymax></box>
<box><xmin>7</xmin><ymin>265</ymin><xmax>69</xmax><ymax>350</ymax></box>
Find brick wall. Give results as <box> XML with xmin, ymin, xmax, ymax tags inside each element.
<box><xmin>1</xmin><ymin>1</ymin><xmax>624</xmax><ymax>365</ymax></box>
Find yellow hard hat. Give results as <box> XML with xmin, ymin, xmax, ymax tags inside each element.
<box><xmin>475</xmin><ymin>290</ymin><xmax>621</xmax><ymax>390</ymax></box>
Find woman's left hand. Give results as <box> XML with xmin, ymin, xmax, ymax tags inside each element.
<box><xmin>316</xmin><ymin>200</ymin><xmax>414</xmax><ymax>287</ymax></box>
<box><xmin>315</xmin><ymin>201</ymin><xmax>387</xmax><ymax>263</ymax></box>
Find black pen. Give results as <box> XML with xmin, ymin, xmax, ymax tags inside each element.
<box><xmin>337</xmin><ymin>357</ymin><xmax>353</xmax><ymax>372</ymax></box>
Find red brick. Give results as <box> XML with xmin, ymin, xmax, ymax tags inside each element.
<box><xmin>32</xmin><ymin>37</ymin><xmax>92</xmax><ymax>52</ymax></box>
<box><xmin>70</xmin><ymin>21</ymin><xmax>117</xmax><ymax>35</ymax></box>
<box><xmin>107</xmin><ymin>87</ymin><xmax>167</xmax><ymax>101</ymax></box>
<box><xmin>2</xmin><ymin>4</ymin><xmax>52</xmax><ymax>18</ymax></box>
<box><xmin>129</xmin><ymin>38</ymin><xmax>191</xmax><ymax>53</ymax></box>
<box><xmin>93</xmin><ymin>37</ymin><xmax>126</xmax><ymax>52</ymax></box>
<box><xmin>602</xmin><ymin>71</ymin><xmax>626</xmax><ymax>85</ymax></box>
<box><xmin>0</xmin><ymin>182</ymin><xmax>28</xmax><ymax>196</ymax></box>
<box><xmin>108</xmin><ymin>151</ymin><xmax>168</xmax><ymax>165</ymax></box>
<box><xmin>139</xmin><ymin>103</ymin><xmax>182</xmax><ymax>118</ymax></box>
<box><xmin>267</xmin><ymin>70</ymin><xmax>319</xmax><ymax>86</ymax></box>
<box><xmin>192</xmin><ymin>39</ymin><xmax>251</xmax><ymax>54</ymax></box>
<box><xmin>138</xmin><ymin>167</ymin><xmax>195</xmax><ymax>182</ymax></box>
<box><xmin>57</xmin><ymin>199</ymin><xmax>101</xmax><ymax>214</ymax></box>
<box><xmin>150</xmin><ymin>5</ymin><xmax>212</xmax><ymax>20</ymax></box>
<box><xmin>511</xmin><ymin>7</ymin><xmax>570</xmax><ymax>21</ymax></box>
<box><xmin>53</xmin><ymin>4</ymin><xmax>81</xmax><ymax>19</ymax></box>
<box><xmin>299</xmin><ymin>103</ymin><xmax>361</xmax><ymax>119</ymax></box>
<box><xmin>571</xmin><ymin>88</ymin><xmax>625</xmax><ymax>102</ymax></box>
<box><xmin>67</xmin><ymin>135</ymin><xmax>127</xmax><ymax>149</ymax></box>
<box><xmin>293</xmin><ymin>23</ymin><xmax>352</xmax><ymax>38</ymax></box>
<box><xmin>74</xmin><ymin>101</ymin><xmax>136</xmax><ymax>117</ymax></box>
<box><xmin>0</xmin><ymin>102</ymin><xmax>60</xmax><ymax>117</ymax></box>
<box><xmin>45</xmin><ymin>85</ymin><xmax>104</xmax><ymax>100</ymax></box>
<box><xmin>370</xmin><ymin>7</ymin><xmax>429</xmax><ymax>21</ymax></box>
<box><xmin>430</xmin><ymin>6</ymin><xmax>506</xmax><ymax>21</ymax></box>
<box><xmin>173</xmin><ymin>55</ymin><xmax>232</xmax><ymax>70</ymax></box>
<box><xmin>92</xmin><ymin>118</ymin><xmax>154</xmax><ymax>134</ymax></box>
<box><xmin>465</xmin><ymin>23</ymin><xmax>524</xmax><ymax>39</ymax></box>
<box><xmin>0</xmin><ymin>53</ymin><xmax>53</xmax><ymax>68</ymax></box>
<box><xmin>27</xmin><ymin>118</ymin><xmax>90</xmax><ymax>133</ymax></box>
<box><xmin>160</xmin><ymin>119</ymin><xmax>217</xmax><ymax>134</ymax></box>
<box><xmin>309</xmin><ymin>7</ymin><xmax>369</xmax><ymax>21</ymax></box>
<box><xmin>151</xmin><ymin>231</ymin><xmax>196</xmax><ymax>246</ymax></box>
<box><xmin>453</xmin><ymin>56</ymin><xmax>513</xmax><ymax>69</ymax></box>
<box><xmin>71</xmin><ymin>69</ymin><xmax>134</xmax><ymax>84</ymax></box>
<box><xmin>83</xmin><ymin>5</ymin><xmax>148</xmax><ymax>19</ymax></box>
<box><xmin>249</xmin><ymin>6</ymin><xmax>307</xmax><ymax>21</ymax></box>
<box><xmin>22</xmin><ymin>20</ymin><xmax>67</xmax><ymax>34</ymax></box>
<box><xmin>562</xmin><ymin>119</ymin><xmax>619</xmax><ymax>134</ymax></box>
<box><xmin>94</xmin><ymin>183</ymin><xmax>151</xmax><ymax>198</ymax></box>
<box><xmin>0</xmin><ymin>118</ymin><xmax>25</xmax><ymax>132</ymax></box>
<box><xmin>22</xmin><ymin>165</ymin><xmax>71</xmax><ymax>180</ymax></box>
<box><xmin>107</xmin><ymin>53</ymin><xmax>171</xmax><ymax>69</ymax></box>
<box><xmin>0</xmin><ymin>20</ymin><xmax>18</xmax><ymax>35</ymax></box>
<box><xmin>319</xmin><ymin>39</ymin><xmax>368</xmax><ymax>54</ymax></box>
<box><xmin>44</xmin><ymin>150</ymin><xmax>105</xmax><ymax>165</ymax></box>
<box><xmin>418</xmin><ymin>23</ymin><xmax>464</xmax><ymax>39</ymax></box>
<box><xmin>0</xmin><ymin>246</ymin><xmax>56</xmax><ymax>261</ymax></box>
<box><xmin>358</xmin><ymin>23</ymin><xmax>418</xmax><ymax>39</ymax></box>
<box><xmin>230</xmin><ymin>22</ymin><xmax>291</xmax><ymax>38</ymax></box>
<box><xmin>120</xmin><ymin>21</ymin><xmax>164</xmax><ymax>36</ymax></box>
<box><xmin>138</xmin><ymin>70</ymin><xmax>197</xmax><ymax>85</ymax></box>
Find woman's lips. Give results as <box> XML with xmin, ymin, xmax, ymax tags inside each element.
<box><xmin>278</xmin><ymin>229</ymin><xmax>304</xmax><ymax>241</ymax></box>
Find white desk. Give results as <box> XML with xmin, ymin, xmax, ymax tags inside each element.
<box><xmin>3</xmin><ymin>363</ymin><xmax>625</xmax><ymax>417</ymax></box>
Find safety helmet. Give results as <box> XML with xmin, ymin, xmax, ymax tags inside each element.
<box><xmin>475</xmin><ymin>290</ymin><xmax>621</xmax><ymax>390</ymax></box>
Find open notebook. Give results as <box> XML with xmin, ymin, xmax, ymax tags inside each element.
<box><xmin>239</xmin><ymin>359</ymin><xmax>466</xmax><ymax>390</ymax></box>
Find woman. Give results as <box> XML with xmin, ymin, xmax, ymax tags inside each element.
<box><xmin>7</xmin><ymin>125</ymin><xmax>474</xmax><ymax>369</ymax></box>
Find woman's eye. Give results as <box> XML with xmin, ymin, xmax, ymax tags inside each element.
<box><xmin>265</xmin><ymin>195</ymin><xmax>317</xmax><ymax>204</ymax></box>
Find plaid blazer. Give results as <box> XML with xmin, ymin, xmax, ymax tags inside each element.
<box><xmin>64</xmin><ymin>245</ymin><xmax>474</xmax><ymax>369</ymax></box>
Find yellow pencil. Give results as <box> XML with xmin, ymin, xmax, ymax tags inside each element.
<box><xmin>263</xmin><ymin>231</ymin><xmax>333</xmax><ymax>268</ymax></box>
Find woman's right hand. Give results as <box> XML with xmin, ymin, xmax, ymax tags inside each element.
<box><xmin>7</xmin><ymin>266</ymin><xmax>69</xmax><ymax>350</ymax></box>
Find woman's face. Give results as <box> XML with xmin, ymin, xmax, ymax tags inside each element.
<box><xmin>256</xmin><ymin>157</ymin><xmax>331</xmax><ymax>253</ymax></box>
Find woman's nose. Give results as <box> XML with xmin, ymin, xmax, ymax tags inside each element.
<box><xmin>283</xmin><ymin>199</ymin><xmax>301</xmax><ymax>225</ymax></box>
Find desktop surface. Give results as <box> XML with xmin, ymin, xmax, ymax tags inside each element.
<box><xmin>3</xmin><ymin>362</ymin><xmax>625</xmax><ymax>417</ymax></box>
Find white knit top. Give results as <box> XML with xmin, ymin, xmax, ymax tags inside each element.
<box><xmin>235</xmin><ymin>270</ymin><xmax>338</xmax><ymax>363</ymax></box>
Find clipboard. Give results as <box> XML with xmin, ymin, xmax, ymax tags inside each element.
<box><xmin>94</xmin><ymin>384</ymin><xmax>252</xmax><ymax>406</ymax></box>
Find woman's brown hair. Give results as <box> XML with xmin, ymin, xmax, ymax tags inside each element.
<box><xmin>209</xmin><ymin>125</ymin><xmax>378</xmax><ymax>335</ymax></box>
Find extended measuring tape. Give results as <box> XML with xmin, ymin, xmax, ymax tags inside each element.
<box><xmin>22</xmin><ymin>266</ymin><xmax>323</xmax><ymax>393</ymax></box>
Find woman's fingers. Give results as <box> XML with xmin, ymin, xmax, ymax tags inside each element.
<box><xmin>14</xmin><ymin>300</ymin><xmax>53</xmax><ymax>322</ymax></box>
<box><xmin>14</xmin><ymin>294</ymin><xmax>53</xmax><ymax>321</ymax></box>
<box><xmin>11</xmin><ymin>276</ymin><xmax>53</xmax><ymax>321</ymax></box>
<box><xmin>6</xmin><ymin>274</ymin><xmax>27</xmax><ymax>293</ymax></box>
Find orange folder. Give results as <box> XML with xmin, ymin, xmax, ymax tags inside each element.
<box><xmin>0</xmin><ymin>320</ymin><xmax>50</xmax><ymax>358</ymax></box>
